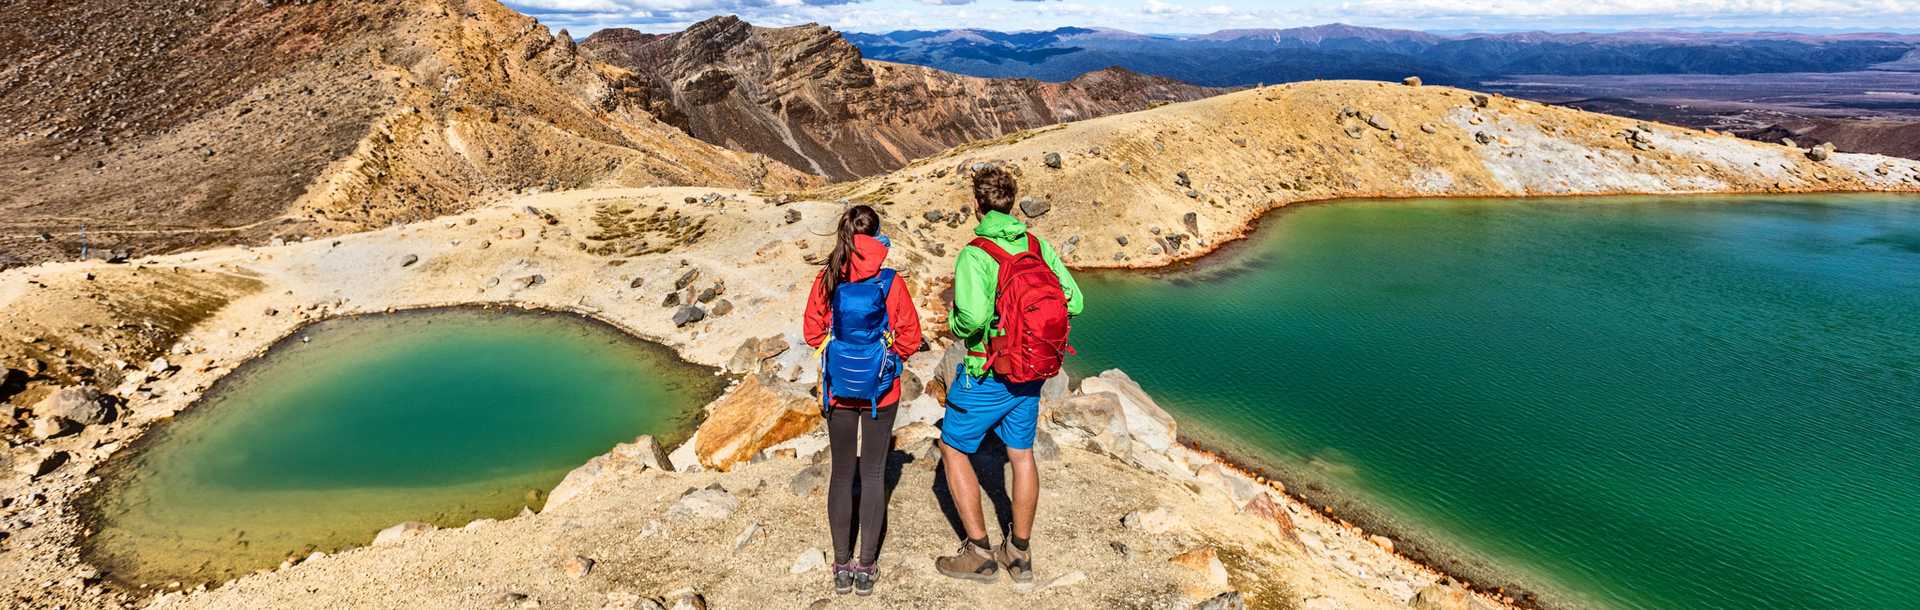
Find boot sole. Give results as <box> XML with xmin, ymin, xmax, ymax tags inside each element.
<box><xmin>1006</xmin><ymin>569</ymin><xmax>1034</xmax><ymax>584</ymax></box>
<box><xmin>935</xmin><ymin>567</ymin><xmax>1000</xmax><ymax>584</ymax></box>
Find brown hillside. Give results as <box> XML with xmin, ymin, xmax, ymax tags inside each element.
<box><xmin>0</xmin><ymin>0</ymin><xmax>811</xmax><ymax>267</ymax></box>
<box><xmin>579</xmin><ymin>17</ymin><xmax>1224</xmax><ymax>181</ymax></box>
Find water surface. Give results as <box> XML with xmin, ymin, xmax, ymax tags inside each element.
<box><xmin>1071</xmin><ymin>195</ymin><xmax>1920</xmax><ymax>609</ymax></box>
<box><xmin>84</xmin><ymin>308</ymin><xmax>724</xmax><ymax>587</ymax></box>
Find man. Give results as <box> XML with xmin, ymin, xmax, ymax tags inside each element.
<box><xmin>934</xmin><ymin>166</ymin><xmax>1083</xmax><ymax>584</ymax></box>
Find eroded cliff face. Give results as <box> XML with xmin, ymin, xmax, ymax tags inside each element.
<box><xmin>0</xmin><ymin>0</ymin><xmax>810</xmax><ymax>266</ymax></box>
<box><xmin>580</xmin><ymin>17</ymin><xmax>1224</xmax><ymax>181</ymax></box>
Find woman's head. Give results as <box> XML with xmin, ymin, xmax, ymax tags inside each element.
<box><xmin>824</xmin><ymin>205</ymin><xmax>881</xmax><ymax>300</ymax></box>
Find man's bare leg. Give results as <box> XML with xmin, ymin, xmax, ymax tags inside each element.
<box><xmin>940</xmin><ymin>440</ymin><xmax>989</xmax><ymax>540</ymax></box>
<box><xmin>934</xmin><ymin>439</ymin><xmax>1000</xmax><ymax>582</ymax></box>
<box><xmin>1006</xmin><ymin>447</ymin><xmax>1038</xmax><ymax>539</ymax></box>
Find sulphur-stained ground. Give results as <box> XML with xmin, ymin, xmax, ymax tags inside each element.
<box><xmin>3</xmin><ymin>80</ymin><xmax>1919</xmax><ymax>610</ymax></box>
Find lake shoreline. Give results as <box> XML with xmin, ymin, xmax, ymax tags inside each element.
<box><xmin>73</xmin><ymin>304</ymin><xmax>726</xmax><ymax>591</ymax></box>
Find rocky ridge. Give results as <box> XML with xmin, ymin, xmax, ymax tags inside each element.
<box><xmin>579</xmin><ymin>16</ymin><xmax>1223</xmax><ymax>181</ymax></box>
<box><xmin>0</xmin><ymin>0</ymin><xmax>812</xmax><ymax>267</ymax></box>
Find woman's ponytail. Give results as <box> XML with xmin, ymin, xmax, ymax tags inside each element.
<box><xmin>823</xmin><ymin>205</ymin><xmax>880</xmax><ymax>301</ymax></box>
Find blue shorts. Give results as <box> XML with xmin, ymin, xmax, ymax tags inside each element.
<box><xmin>940</xmin><ymin>362</ymin><xmax>1045</xmax><ymax>453</ymax></box>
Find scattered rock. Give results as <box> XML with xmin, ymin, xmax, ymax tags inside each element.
<box><xmin>612</xmin><ymin>435</ymin><xmax>675</xmax><ymax>471</ymax></box>
<box><xmin>1019</xmin><ymin>197</ymin><xmax>1051</xmax><ymax>218</ymax></box>
<box><xmin>784</xmin><ymin>209</ymin><xmax>801</xmax><ymax>224</ymax></box>
<box><xmin>14</xmin><ymin>450</ymin><xmax>66</xmax><ymax>478</ymax></box>
<box><xmin>513</xmin><ymin>274</ymin><xmax>546</xmax><ymax>290</ymax></box>
<box><xmin>372</xmin><ymin>521</ymin><xmax>437</xmax><ymax>546</ymax></box>
<box><xmin>1122</xmin><ymin>507</ymin><xmax>1184</xmax><ymax>534</ymax></box>
<box><xmin>668</xmin><ymin>484</ymin><xmax>740</xmax><ymax>520</ymax></box>
<box><xmin>561</xmin><ymin>556</ymin><xmax>595</xmax><ymax>579</ymax></box>
<box><xmin>1238</xmin><ymin>493</ymin><xmax>1298</xmax><ymax>541</ymax></box>
<box><xmin>1043</xmin><ymin>152</ymin><xmax>1063</xmax><ymax>169</ymax></box>
<box><xmin>923</xmin><ymin>211</ymin><xmax>944</xmax><ymax>223</ymax></box>
<box><xmin>674</xmin><ymin>269</ymin><xmax>701</xmax><ymax>290</ymax></box>
<box><xmin>30</xmin><ymin>416</ymin><xmax>77</xmax><ymax>440</ymax></box>
<box><xmin>399</xmin><ymin>254</ymin><xmax>419</xmax><ymax>268</ymax></box>
<box><xmin>1474</xmin><ymin>131</ymin><xmax>1495</xmax><ymax>145</ymax></box>
<box><xmin>789</xmin><ymin>548</ymin><xmax>827</xmax><ymax>574</ymax></box>
<box><xmin>789</xmin><ymin>463</ymin><xmax>829</xmax><ymax>497</ymax></box>
<box><xmin>1197</xmin><ymin>591</ymin><xmax>1247</xmax><ymax>610</ymax></box>
<box><xmin>1174</xmin><ymin>171</ymin><xmax>1191</xmax><ymax>188</ymax></box>
<box><xmin>711</xmin><ymin>300</ymin><xmax>734</xmax><ymax>317</ymax></box>
<box><xmin>1469</xmin><ymin>94</ymin><xmax>1490</xmax><ymax>108</ymax></box>
<box><xmin>1369</xmin><ymin>534</ymin><xmax>1395</xmax><ymax>553</ymax></box>
<box><xmin>1808</xmin><ymin>142</ymin><xmax>1835</xmax><ymax>162</ymax></box>
<box><xmin>1411</xmin><ymin>582</ymin><xmax>1473</xmax><ymax>610</ymax></box>
<box><xmin>1116</xmin><ymin>236</ymin><xmax>1129</xmax><ymax>246</ymax></box>
<box><xmin>1365</xmin><ymin>114</ymin><xmax>1392</xmax><ymax>131</ymax></box>
<box><xmin>1169</xmin><ymin>546</ymin><xmax>1230</xmax><ymax>590</ymax></box>
<box><xmin>666</xmin><ymin>589</ymin><xmax>707</xmax><ymax>610</ymax></box>
<box><xmin>35</xmin><ymin>386</ymin><xmax>109</xmax><ymax>426</ymax></box>
<box><xmin>1401</xmin><ymin>76</ymin><xmax>1422</xmax><ymax>87</ymax></box>
<box><xmin>502</xmin><ymin>227</ymin><xmax>527</xmax><ymax>240</ymax></box>
<box><xmin>630</xmin><ymin>277</ymin><xmax>645</xmax><ymax>289</ymax></box>
<box><xmin>732</xmin><ymin>522</ymin><xmax>761</xmax><ymax>552</ymax></box>
<box><xmin>1344</xmin><ymin>124</ymin><xmax>1365</xmax><ymax>140</ymax></box>
<box><xmin>671</xmin><ymin>306</ymin><xmax>707</xmax><ymax>327</ymax></box>
<box><xmin>1420</xmin><ymin>123</ymin><xmax>1438</xmax><ymax>134</ymax></box>
<box><xmin>1182</xmin><ymin>212</ymin><xmax>1199</xmax><ymax>235</ymax></box>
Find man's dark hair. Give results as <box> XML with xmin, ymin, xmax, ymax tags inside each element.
<box><xmin>971</xmin><ymin>166</ymin><xmax>1017</xmax><ymax>215</ymax></box>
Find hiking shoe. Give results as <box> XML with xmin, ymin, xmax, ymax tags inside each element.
<box><xmin>934</xmin><ymin>540</ymin><xmax>999</xmax><ymax>583</ymax></box>
<box><xmin>833</xmin><ymin>562</ymin><xmax>854</xmax><ymax>595</ymax></box>
<box><xmin>851</xmin><ymin>563</ymin><xmax>877</xmax><ymax>596</ymax></box>
<box><xmin>994</xmin><ymin>540</ymin><xmax>1034</xmax><ymax>584</ymax></box>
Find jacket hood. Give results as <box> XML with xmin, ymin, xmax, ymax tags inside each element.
<box><xmin>973</xmin><ymin>210</ymin><xmax>1028</xmax><ymax>240</ymax></box>
<box><xmin>843</xmin><ymin>234</ymin><xmax>890</xmax><ymax>281</ymax></box>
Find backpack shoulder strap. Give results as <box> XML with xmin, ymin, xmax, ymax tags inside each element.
<box><xmin>968</xmin><ymin>237</ymin><xmax>1014</xmax><ymax>264</ymax></box>
<box><xmin>1024</xmin><ymin>234</ymin><xmax>1042</xmax><ymax>257</ymax></box>
<box><xmin>873</xmin><ymin>268</ymin><xmax>897</xmax><ymax>290</ymax></box>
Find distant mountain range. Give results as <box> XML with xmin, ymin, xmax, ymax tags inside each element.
<box><xmin>845</xmin><ymin>24</ymin><xmax>1920</xmax><ymax>86</ymax></box>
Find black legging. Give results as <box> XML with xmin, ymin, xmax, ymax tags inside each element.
<box><xmin>827</xmin><ymin>405</ymin><xmax>896</xmax><ymax>565</ymax></box>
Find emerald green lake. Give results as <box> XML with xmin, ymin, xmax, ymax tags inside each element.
<box><xmin>83</xmin><ymin>308</ymin><xmax>724</xmax><ymax>587</ymax></box>
<box><xmin>1070</xmin><ymin>195</ymin><xmax>1920</xmax><ymax>609</ymax></box>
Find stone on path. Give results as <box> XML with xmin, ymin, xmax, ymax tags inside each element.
<box><xmin>790</xmin><ymin>548</ymin><xmax>827</xmax><ymax>574</ymax></box>
<box><xmin>667</xmin><ymin>485</ymin><xmax>739</xmax><ymax>520</ymax></box>
<box><xmin>1019</xmin><ymin>197</ymin><xmax>1051</xmax><ymax>218</ymax></box>
<box><xmin>561</xmin><ymin>555</ymin><xmax>595</xmax><ymax>579</ymax></box>
<box><xmin>1043</xmin><ymin>152</ymin><xmax>1063</xmax><ymax>169</ymax></box>
<box><xmin>513</xmin><ymin>274</ymin><xmax>545</xmax><ymax>289</ymax></box>
<box><xmin>671</xmin><ymin>306</ymin><xmax>706</xmax><ymax>327</ymax></box>
<box><xmin>373</xmin><ymin>521</ymin><xmax>437</xmax><ymax>546</ymax></box>
<box><xmin>399</xmin><ymin>254</ymin><xmax>419</xmax><ymax>268</ymax></box>
<box><xmin>1469</xmin><ymin>94</ymin><xmax>1490</xmax><ymax>108</ymax></box>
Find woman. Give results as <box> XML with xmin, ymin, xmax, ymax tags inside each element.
<box><xmin>802</xmin><ymin>204</ymin><xmax>922</xmax><ymax>596</ymax></box>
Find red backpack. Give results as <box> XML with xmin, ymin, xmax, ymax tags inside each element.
<box><xmin>968</xmin><ymin>236</ymin><xmax>1073</xmax><ymax>383</ymax></box>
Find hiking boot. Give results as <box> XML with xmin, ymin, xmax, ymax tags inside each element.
<box><xmin>994</xmin><ymin>540</ymin><xmax>1034</xmax><ymax>584</ymax></box>
<box><xmin>934</xmin><ymin>540</ymin><xmax>999</xmax><ymax>583</ymax></box>
<box><xmin>851</xmin><ymin>563</ymin><xmax>877</xmax><ymax>596</ymax></box>
<box><xmin>833</xmin><ymin>562</ymin><xmax>855</xmax><ymax>595</ymax></box>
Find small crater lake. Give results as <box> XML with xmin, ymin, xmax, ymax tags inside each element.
<box><xmin>83</xmin><ymin>308</ymin><xmax>726</xmax><ymax>587</ymax></box>
<box><xmin>1071</xmin><ymin>194</ymin><xmax>1920</xmax><ymax>609</ymax></box>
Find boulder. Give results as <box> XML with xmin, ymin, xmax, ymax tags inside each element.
<box><xmin>1048</xmin><ymin>392</ymin><xmax>1131</xmax><ymax>457</ymax></box>
<box><xmin>1808</xmin><ymin>142</ymin><xmax>1835</xmax><ymax>162</ymax></box>
<box><xmin>693</xmin><ymin>376</ymin><xmax>819</xmax><ymax>471</ymax></box>
<box><xmin>726</xmin><ymin>335</ymin><xmax>791</xmax><ymax>375</ymax></box>
<box><xmin>1401</xmin><ymin>76</ymin><xmax>1422</xmax><ymax>87</ymax></box>
<box><xmin>790</xmin><ymin>548</ymin><xmax>827</xmax><ymax>574</ymax></box>
<box><xmin>14</xmin><ymin>450</ymin><xmax>66</xmax><ymax>478</ymax></box>
<box><xmin>1197</xmin><ymin>591</ymin><xmax>1247</xmax><ymax>610</ymax></box>
<box><xmin>671</xmin><ymin>306</ymin><xmax>707</xmax><ymax>327</ymax></box>
<box><xmin>1077</xmin><ymin>370</ymin><xmax>1177</xmax><ymax>453</ymax></box>
<box><xmin>1169</xmin><ymin>546</ymin><xmax>1230</xmax><ymax>591</ymax></box>
<box><xmin>1032</xmin><ymin>427</ymin><xmax>1061</xmax><ymax>462</ymax></box>
<box><xmin>1122</xmin><ymin>507</ymin><xmax>1184</xmax><ymax>534</ymax></box>
<box><xmin>789</xmin><ymin>463</ymin><xmax>829</xmax><ymax>497</ymax></box>
<box><xmin>373</xmin><ymin>521</ymin><xmax>437</xmax><ymax>546</ymax></box>
<box><xmin>1238</xmin><ymin>492</ymin><xmax>1298</xmax><ymax>542</ymax></box>
<box><xmin>1019</xmin><ymin>197</ymin><xmax>1051</xmax><ymax>218</ymax></box>
<box><xmin>35</xmin><ymin>386</ymin><xmax>110</xmax><ymax>426</ymax></box>
<box><xmin>668</xmin><ymin>484</ymin><xmax>739</xmax><ymax>520</ymax></box>
<box><xmin>547</xmin><ymin>435</ymin><xmax>674</xmax><ymax>509</ymax></box>
<box><xmin>1411</xmin><ymin>582</ymin><xmax>1473</xmax><ymax>610</ymax></box>
<box><xmin>1195</xmin><ymin>463</ymin><xmax>1264</xmax><ymax>506</ymax></box>
<box><xmin>30</xmin><ymin>415</ymin><xmax>77</xmax><ymax>440</ymax></box>
<box><xmin>1043</xmin><ymin>152</ymin><xmax>1063</xmax><ymax>169</ymax></box>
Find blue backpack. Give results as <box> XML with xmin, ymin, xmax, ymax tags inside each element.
<box><xmin>821</xmin><ymin>268</ymin><xmax>901</xmax><ymax>417</ymax></box>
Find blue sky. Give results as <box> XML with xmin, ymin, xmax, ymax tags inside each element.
<box><xmin>505</xmin><ymin>0</ymin><xmax>1920</xmax><ymax>36</ymax></box>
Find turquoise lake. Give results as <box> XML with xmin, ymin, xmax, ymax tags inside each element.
<box><xmin>1069</xmin><ymin>195</ymin><xmax>1920</xmax><ymax>609</ymax></box>
<box><xmin>82</xmin><ymin>308</ymin><xmax>725</xmax><ymax>587</ymax></box>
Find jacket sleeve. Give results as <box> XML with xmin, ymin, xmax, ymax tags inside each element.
<box><xmin>949</xmin><ymin>246</ymin><xmax>996</xmax><ymax>342</ymax></box>
<box><xmin>1039</xmin><ymin>238</ymin><xmax>1085</xmax><ymax>317</ymax></box>
<box><xmin>886</xmin><ymin>273</ymin><xmax>922</xmax><ymax>358</ymax></box>
<box><xmin>803</xmin><ymin>270</ymin><xmax>831</xmax><ymax>348</ymax></box>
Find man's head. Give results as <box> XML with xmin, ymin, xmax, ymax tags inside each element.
<box><xmin>970</xmin><ymin>166</ymin><xmax>1017</xmax><ymax>218</ymax></box>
